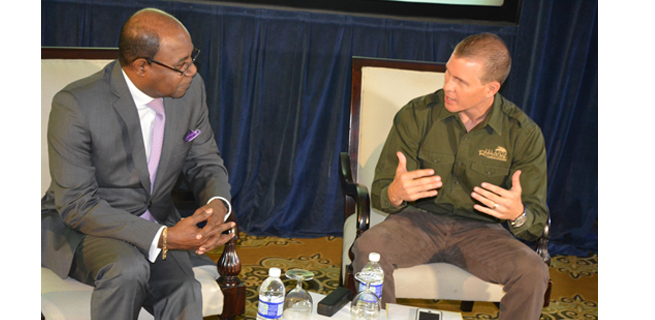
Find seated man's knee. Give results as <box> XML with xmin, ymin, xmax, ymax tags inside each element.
<box><xmin>353</xmin><ymin>223</ymin><xmax>395</xmax><ymax>255</ymax></box>
<box><xmin>352</xmin><ymin>226</ymin><xmax>396</xmax><ymax>271</ymax></box>
<box><xmin>177</xmin><ymin>272</ymin><xmax>201</xmax><ymax>291</ymax></box>
<box><xmin>96</xmin><ymin>250</ymin><xmax>150</xmax><ymax>289</ymax></box>
<box><xmin>352</xmin><ymin>233</ymin><xmax>377</xmax><ymax>257</ymax></box>
<box><xmin>353</xmin><ymin>232</ymin><xmax>380</xmax><ymax>261</ymax></box>
<box><xmin>180</xmin><ymin>276</ymin><xmax>202</xmax><ymax>298</ymax></box>
<box><xmin>512</xmin><ymin>251</ymin><xmax>549</xmax><ymax>288</ymax></box>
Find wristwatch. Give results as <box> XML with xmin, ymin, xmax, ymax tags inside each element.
<box><xmin>510</xmin><ymin>206</ymin><xmax>528</xmax><ymax>228</ymax></box>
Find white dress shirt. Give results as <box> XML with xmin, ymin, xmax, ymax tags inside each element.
<box><xmin>121</xmin><ymin>69</ymin><xmax>231</xmax><ymax>262</ymax></box>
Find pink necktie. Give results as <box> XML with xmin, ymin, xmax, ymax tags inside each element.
<box><xmin>147</xmin><ymin>98</ymin><xmax>166</xmax><ymax>187</ymax></box>
<box><xmin>141</xmin><ymin>98</ymin><xmax>165</xmax><ymax>222</ymax></box>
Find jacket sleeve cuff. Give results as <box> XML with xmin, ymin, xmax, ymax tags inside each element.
<box><xmin>148</xmin><ymin>226</ymin><xmax>166</xmax><ymax>263</ymax></box>
<box><xmin>379</xmin><ymin>186</ymin><xmax>407</xmax><ymax>214</ymax></box>
<box><xmin>509</xmin><ymin>206</ymin><xmax>535</xmax><ymax>235</ymax></box>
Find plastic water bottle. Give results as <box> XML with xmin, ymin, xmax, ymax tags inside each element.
<box><xmin>357</xmin><ymin>252</ymin><xmax>384</xmax><ymax>299</ymax></box>
<box><xmin>257</xmin><ymin>267</ymin><xmax>285</xmax><ymax>320</ymax></box>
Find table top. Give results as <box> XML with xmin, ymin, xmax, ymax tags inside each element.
<box><xmin>308</xmin><ymin>291</ymin><xmax>463</xmax><ymax>320</ymax></box>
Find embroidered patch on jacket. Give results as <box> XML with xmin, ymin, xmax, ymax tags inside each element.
<box><xmin>479</xmin><ymin>146</ymin><xmax>508</xmax><ymax>162</ymax></box>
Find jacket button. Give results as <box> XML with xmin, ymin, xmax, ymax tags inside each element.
<box><xmin>148</xmin><ymin>201</ymin><xmax>153</xmax><ymax>208</ymax></box>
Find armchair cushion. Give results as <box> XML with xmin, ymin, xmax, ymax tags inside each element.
<box><xmin>394</xmin><ymin>264</ymin><xmax>504</xmax><ymax>302</ymax></box>
<box><xmin>41</xmin><ymin>266</ymin><xmax>223</xmax><ymax>320</ymax></box>
<box><xmin>41</xmin><ymin>58</ymin><xmax>115</xmax><ymax>196</ymax></box>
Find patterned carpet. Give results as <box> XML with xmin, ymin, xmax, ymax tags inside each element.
<box><xmin>207</xmin><ymin>233</ymin><xmax>598</xmax><ymax>320</ymax></box>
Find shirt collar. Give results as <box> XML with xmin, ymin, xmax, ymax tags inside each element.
<box><xmin>479</xmin><ymin>94</ymin><xmax>504</xmax><ymax>135</ymax></box>
<box><xmin>433</xmin><ymin>90</ymin><xmax>455</xmax><ymax>122</ymax></box>
<box><xmin>121</xmin><ymin>68</ymin><xmax>156</xmax><ymax>107</ymax></box>
<box><xmin>433</xmin><ymin>90</ymin><xmax>504</xmax><ymax>135</ymax></box>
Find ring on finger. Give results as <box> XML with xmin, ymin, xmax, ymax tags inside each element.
<box><xmin>493</xmin><ymin>203</ymin><xmax>499</xmax><ymax>209</ymax></box>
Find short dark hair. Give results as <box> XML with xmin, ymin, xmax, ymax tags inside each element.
<box><xmin>453</xmin><ymin>33</ymin><xmax>511</xmax><ymax>86</ymax></box>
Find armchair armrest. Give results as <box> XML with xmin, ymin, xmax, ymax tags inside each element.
<box><xmin>535</xmin><ymin>215</ymin><xmax>552</xmax><ymax>308</ymax></box>
<box><xmin>339</xmin><ymin>152</ymin><xmax>372</xmax><ymax>294</ymax></box>
<box><xmin>217</xmin><ymin>213</ymin><xmax>246</xmax><ymax>319</ymax></box>
<box><xmin>339</xmin><ymin>152</ymin><xmax>371</xmax><ymax>236</ymax></box>
<box><xmin>535</xmin><ymin>215</ymin><xmax>551</xmax><ymax>266</ymax></box>
<box><xmin>218</xmin><ymin>213</ymin><xmax>241</xmax><ymax>286</ymax></box>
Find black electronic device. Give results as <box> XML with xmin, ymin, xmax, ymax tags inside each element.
<box><xmin>415</xmin><ymin>308</ymin><xmax>442</xmax><ymax>320</ymax></box>
<box><xmin>317</xmin><ymin>287</ymin><xmax>352</xmax><ymax>317</ymax></box>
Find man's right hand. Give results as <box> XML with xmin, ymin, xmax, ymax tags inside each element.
<box><xmin>162</xmin><ymin>209</ymin><xmax>236</xmax><ymax>251</ymax></box>
<box><xmin>387</xmin><ymin>151</ymin><xmax>442</xmax><ymax>207</ymax></box>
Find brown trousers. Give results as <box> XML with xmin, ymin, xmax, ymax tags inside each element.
<box><xmin>352</xmin><ymin>207</ymin><xmax>548</xmax><ymax>320</ymax></box>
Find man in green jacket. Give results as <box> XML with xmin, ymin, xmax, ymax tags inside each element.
<box><xmin>352</xmin><ymin>33</ymin><xmax>549</xmax><ymax>320</ymax></box>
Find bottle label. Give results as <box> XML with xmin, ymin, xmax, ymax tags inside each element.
<box><xmin>257</xmin><ymin>298</ymin><xmax>283</xmax><ymax>319</ymax></box>
<box><xmin>358</xmin><ymin>282</ymin><xmax>383</xmax><ymax>299</ymax></box>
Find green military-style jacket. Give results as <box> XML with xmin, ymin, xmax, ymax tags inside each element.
<box><xmin>372</xmin><ymin>89</ymin><xmax>549</xmax><ymax>241</ymax></box>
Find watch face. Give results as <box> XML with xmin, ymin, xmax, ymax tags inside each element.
<box><xmin>513</xmin><ymin>213</ymin><xmax>527</xmax><ymax>227</ymax></box>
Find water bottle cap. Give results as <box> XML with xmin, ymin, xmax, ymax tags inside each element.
<box><xmin>369</xmin><ymin>252</ymin><xmax>380</xmax><ymax>262</ymax></box>
<box><xmin>269</xmin><ymin>267</ymin><xmax>281</xmax><ymax>277</ymax></box>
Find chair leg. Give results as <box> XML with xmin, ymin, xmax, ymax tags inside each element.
<box><xmin>346</xmin><ymin>264</ymin><xmax>357</xmax><ymax>297</ymax></box>
<box><xmin>460</xmin><ymin>301</ymin><xmax>474</xmax><ymax>312</ymax></box>
<box><xmin>218</xmin><ymin>283</ymin><xmax>247</xmax><ymax>320</ymax></box>
<box><xmin>543</xmin><ymin>279</ymin><xmax>553</xmax><ymax>307</ymax></box>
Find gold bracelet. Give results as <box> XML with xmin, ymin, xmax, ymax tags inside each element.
<box><xmin>162</xmin><ymin>226</ymin><xmax>168</xmax><ymax>260</ymax></box>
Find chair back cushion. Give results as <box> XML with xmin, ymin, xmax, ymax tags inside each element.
<box><xmin>354</xmin><ymin>62</ymin><xmax>445</xmax><ymax>225</ymax></box>
<box><xmin>41</xmin><ymin>59</ymin><xmax>113</xmax><ymax>196</ymax></box>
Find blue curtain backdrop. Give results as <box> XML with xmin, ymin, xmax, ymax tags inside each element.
<box><xmin>41</xmin><ymin>0</ymin><xmax>598</xmax><ymax>255</ymax></box>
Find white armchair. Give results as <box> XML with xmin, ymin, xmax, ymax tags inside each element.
<box><xmin>40</xmin><ymin>47</ymin><xmax>245</xmax><ymax>320</ymax></box>
<box><xmin>339</xmin><ymin>57</ymin><xmax>551</xmax><ymax>311</ymax></box>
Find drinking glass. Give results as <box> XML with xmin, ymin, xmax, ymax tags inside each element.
<box><xmin>350</xmin><ymin>271</ymin><xmax>381</xmax><ymax>320</ymax></box>
<box><xmin>283</xmin><ymin>269</ymin><xmax>315</xmax><ymax>320</ymax></box>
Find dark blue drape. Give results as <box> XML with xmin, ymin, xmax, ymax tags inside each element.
<box><xmin>42</xmin><ymin>0</ymin><xmax>597</xmax><ymax>255</ymax></box>
<box><xmin>510</xmin><ymin>0</ymin><xmax>598</xmax><ymax>255</ymax></box>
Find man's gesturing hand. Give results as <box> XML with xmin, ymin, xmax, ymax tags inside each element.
<box><xmin>472</xmin><ymin>170</ymin><xmax>524</xmax><ymax>221</ymax></box>
<box><xmin>387</xmin><ymin>151</ymin><xmax>442</xmax><ymax>207</ymax></box>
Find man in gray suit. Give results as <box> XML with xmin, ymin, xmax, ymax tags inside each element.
<box><xmin>41</xmin><ymin>8</ymin><xmax>235</xmax><ymax>320</ymax></box>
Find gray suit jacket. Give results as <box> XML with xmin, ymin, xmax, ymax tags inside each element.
<box><xmin>41</xmin><ymin>61</ymin><xmax>231</xmax><ymax>278</ymax></box>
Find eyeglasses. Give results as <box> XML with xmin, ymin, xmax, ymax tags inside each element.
<box><xmin>144</xmin><ymin>48</ymin><xmax>200</xmax><ymax>75</ymax></box>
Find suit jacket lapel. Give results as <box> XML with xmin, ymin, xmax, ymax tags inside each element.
<box><xmin>109</xmin><ymin>62</ymin><xmax>152</xmax><ymax>194</ymax></box>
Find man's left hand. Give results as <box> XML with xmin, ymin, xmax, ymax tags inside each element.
<box><xmin>471</xmin><ymin>170</ymin><xmax>524</xmax><ymax>221</ymax></box>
